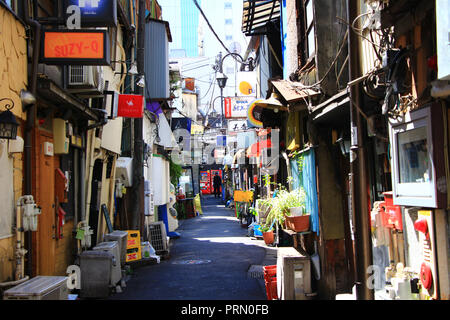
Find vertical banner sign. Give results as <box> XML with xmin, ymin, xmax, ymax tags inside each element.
<box><xmin>117</xmin><ymin>94</ymin><xmax>145</xmax><ymax>118</ymax></box>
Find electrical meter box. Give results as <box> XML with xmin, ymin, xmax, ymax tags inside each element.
<box><xmin>3</xmin><ymin>276</ymin><xmax>68</xmax><ymax>300</ymax></box>
<box><xmin>116</xmin><ymin>157</ymin><xmax>133</xmax><ymax>187</ymax></box>
<box><xmin>93</xmin><ymin>241</ymin><xmax>122</xmax><ymax>286</ymax></box>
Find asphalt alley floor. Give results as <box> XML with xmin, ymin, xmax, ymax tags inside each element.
<box><xmin>108</xmin><ymin>195</ymin><xmax>278</xmax><ymax>300</ymax></box>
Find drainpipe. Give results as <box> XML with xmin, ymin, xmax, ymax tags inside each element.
<box><xmin>23</xmin><ymin>0</ymin><xmax>41</xmax><ymax>278</ymax></box>
<box><xmin>347</xmin><ymin>0</ymin><xmax>374</xmax><ymax>300</ymax></box>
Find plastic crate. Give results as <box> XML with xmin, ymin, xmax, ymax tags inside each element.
<box><xmin>263</xmin><ymin>265</ymin><xmax>278</xmax><ymax>300</ymax></box>
<box><xmin>126</xmin><ymin>230</ymin><xmax>140</xmax><ymax>248</ymax></box>
<box><xmin>126</xmin><ymin>246</ymin><xmax>142</xmax><ymax>262</ymax></box>
<box><xmin>254</xmin><ymin>224</ymin><xmax>263</xmax><ymax>237</ymax></box>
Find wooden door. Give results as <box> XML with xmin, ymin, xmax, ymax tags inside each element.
<box><xmin>36</xmin><ymin>131</ymin><xmax>56</xmax><ymax>275</ymax></box>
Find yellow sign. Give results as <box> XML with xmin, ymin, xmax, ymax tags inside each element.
<box><xmin>191</xmin><ymin>124</ymin><xmax>204</xmax><ymax>135</ymax></box>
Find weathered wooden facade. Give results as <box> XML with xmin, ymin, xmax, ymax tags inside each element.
<box><xmin>242</xmin><ymin>0</ymin><xmax>450</xmax><ymax>300</ymax></box>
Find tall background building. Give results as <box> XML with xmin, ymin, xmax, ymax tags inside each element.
<box><xmin>160</xmin><ymin>0</ymin><xmax>249</xmax><ymax>117</ymax></box>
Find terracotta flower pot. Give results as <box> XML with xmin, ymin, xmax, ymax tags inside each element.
<box><xmin>285</xmin><ymin>214</ymin><xmax>310</xmax><ymax>232</ymax></box>
<box><xmin>262</xmin><ymin>230</ymin><xmax>274</xmax><ymax>245</ymax></box>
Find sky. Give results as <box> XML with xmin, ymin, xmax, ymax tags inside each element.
<box><xmin>158</xmin><ymin>0</ymin><xmax>251</xmax><ymax>114</ymax></box>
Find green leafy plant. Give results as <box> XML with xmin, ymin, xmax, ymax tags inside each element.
<box><xmin>258</xmin><ymin>225</ymin><xmax>272</xmax><ymax>233</ymax></box>
<box><xmin>260</xmin><ymin>187</ymin><xmax>307</xmax><ymax>228</ymax></box>
<box><xmin>248</xmin><ymin>206</ymin><xmax>258</xmax><ymax>216</ymax></box>
<box><xmin>169</xmin><ymin>158</ymin><xmax>183</xmax><ymax>186</ymax></box>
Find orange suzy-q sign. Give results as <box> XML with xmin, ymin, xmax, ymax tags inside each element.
<box><xmin>41</xmin><ymin>30</ymin><xmax>110</xmax><ymax>65</ymax></box>
<box><xmin>45</xmin><ymin>32</ymin><xmax>104</xmax><ymax>58</ymax></box>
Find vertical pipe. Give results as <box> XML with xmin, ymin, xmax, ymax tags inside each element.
<box><xmin>131</xmin><ymin>0</ymin><xmax>145</xmax><ymax>231</ymax></box>
<box><xmin>347</xmin><ymin>0</ymin><xmax>374</xmax><ymax>300</ymax></box>
<box><xmin>23</xmin><ymin>0</ymin><xmax>41</xmax><ymax>278</ymax></box>
<box><xmin>220</xmin><ymin>87</ymin><xmax>224</xmax><ymax>128</ymax></box>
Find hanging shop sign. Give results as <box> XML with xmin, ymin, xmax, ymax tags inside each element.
<box><xmin>40</xmin><ymin>30</ymin><xmax>110</xmax><ymax>65</ymax></box>
<box><xmin>237</xmin><ymin>72</ymin><xmax>257</xmax><ymax>96</ymax></box>
<box><xmin>216</xmin><ymin>135</ymin><xmax>227</xmax><ymax>147</ymax></box>
<box><xmin>224</xmin><ymin>96</ymin><xmax>255</xmax><ymax>118</ymax></box>
<box><xmin>117</xmin><ymin>94</ymin><xmax>144</xmax><ymax>118</ymax></box>
<box><xmin>64</xmin><ymin>0</ymin><xmax>117</xmax><ymax>27</ymax></box>
<box><xmin>228</xmin><ymin>119</ymin><xmax>248</xmax><ymax>133</ymax></box>
<box><xmin>247</xmin><ymin>99</ymin><xmax>264</xmax><ymax>128</ymax></box>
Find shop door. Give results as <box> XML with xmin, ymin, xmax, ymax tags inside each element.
<box><xmin>36</xmin><ymin>131</ymin><xmax>56</xmax><ymax>275</ymax></box>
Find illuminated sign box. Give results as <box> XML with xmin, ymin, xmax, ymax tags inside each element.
<box><xmin>40</xmin><ymin>30</ymin><xmax>110</xmax><ymax>65</ymax></box>
<box><xmin>64</xmin><ymin>0</ymin><xmax>117</xmax><ymax>27</ymax></box>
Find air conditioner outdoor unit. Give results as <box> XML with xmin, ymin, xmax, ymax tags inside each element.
<box><xmin>148</xmin><ymin>221</ymin><xmax>169</xmax><ymax>254</ymax></box>
<box><xmin>3</xmin><ymin>276</ymin><xmax>69</xmax><ymax>300</ymax></box>
<box><xmin>92</xmin><ymin>241</ymin><xmax>122</xmax><ymax>286</ymax></box>
<box><xmin>68</xmin><ymin>65</ymin><xmax>105</xmax><ymax>97</ymax></box>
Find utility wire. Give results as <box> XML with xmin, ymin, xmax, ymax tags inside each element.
<box><xmin>192</xmin><ymin>0</ymin><xmax>242</xmax><ymax>65</ymax></box>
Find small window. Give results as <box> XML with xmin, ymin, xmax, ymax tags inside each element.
<box><xmin>224</xmin><ymin>2</ymin><xmax>232</xmax><ymax>9</ymax></box>
<box><xmin>225</xmin><ymin>19</ymin><xmax>232</xmax><ymax>25</ymax></box>
<box><xmin>225</xmin><ymin>35</ymin><xmax>233</xmax><ymax>41</ymax></box>
<box><xmin>304</xmin><ymin>0</ymin><xmax>315</xmax><ymax>58</ymax></box>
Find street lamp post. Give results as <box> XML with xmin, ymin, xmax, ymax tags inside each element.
<box><xmin>216</xmin><ymin>72</ymin><xmax>228</xmax><ymax>128</ymax></box>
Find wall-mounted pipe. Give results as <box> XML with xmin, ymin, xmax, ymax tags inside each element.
<box><xmin>23</xmin><ymin>0</ymin><xmax>41</xmax><ymax>278</ymax></box>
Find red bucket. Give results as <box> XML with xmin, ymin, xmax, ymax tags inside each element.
<box><xmin>263</xmin><ymin>265</ymin><xmax>278</xmax><ymax>300</ymax></box>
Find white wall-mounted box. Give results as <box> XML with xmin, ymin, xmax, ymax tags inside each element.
<box><xmin>388</xmin><ymin>103</ymin><xmax>447</xmax><ymax>208</ymax></box>
<box><xmin>436</xmin><ymin>0</ymin><xmax>450</xmax><ymax>80</ymax></box>
<box><xmin>116</xmin><ymin>157</ymin><xmax>133</xmax><ymax>187</ymax></box>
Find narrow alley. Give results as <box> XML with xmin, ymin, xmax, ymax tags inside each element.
<box><xmin>108</xmin><ymin>196</ymin><xmax>277</xmax><ymax>300</ymax></box>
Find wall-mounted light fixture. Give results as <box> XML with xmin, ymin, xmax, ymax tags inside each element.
<box><xmin>336</xmin><ymin>132</ymin><xmax>351</xmax><ymax>156</ymax></box>
<box><xmin>20</xmin><ymin>90</ymin><xmax>36</xmax><ymax>110</ymax></box>
<box><xmin>136</xmin><ymin>75</ymin><xmax>145</xmax><ymax>88</ymax></box>
<box><xmin>113</xmin><ymin>60</ymin><xmax>139</xmax><ymax>75</ymax></box>
<box><xmin>0</xmin><ymin>97</ymin><xmax>20</xmax><ymax>140</ymax></box>
<box><xmin>128</xmin><ymin>62</ymin><xmax>138</xmax><ymax>75</ymax></box>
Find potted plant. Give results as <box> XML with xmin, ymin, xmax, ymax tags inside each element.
<box><xmin>260</xmin><ymin>187</ymin><xmax>310</xmax><ymax>232</ymax></box>
<box><xmin>284</xmin><ymin>188</ymin><xmax>310</xmax><ymax>232</ymax></box>
<box><xmin>259</xmin><ymin>225</ymin><xmax>274</xmax><ymax>245</ymax></box>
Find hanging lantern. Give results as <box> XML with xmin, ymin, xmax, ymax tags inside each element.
<box><xmin>0</xmin><ymin>98</ymin><xmax>19</xmax><ymax>140</ymax></box>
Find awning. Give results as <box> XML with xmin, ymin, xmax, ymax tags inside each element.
<box><xmin>311</xmin><ymin>89</ymin><xmax>350</xmax><ymax>126</ymax></box>
<box><xmin>37</xmin><ymin>78</ymin><xmax>99</xmax><ymax>121</ymax></box>
<box><xmin>242</xmin><ymin>0</ymin><xmax>281</xmax><ymax>36</ymax></box>
<box><xmin>270</xmin><ymin>79</ymin><xmax>320</xmax><ymax>110</ymax></box>
<box><xmin>246</xmin><ymin>138</ymin><xmax>272</xmax><ymax>158</ymax></box>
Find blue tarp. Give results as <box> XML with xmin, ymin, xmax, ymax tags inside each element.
<box><xmin>290</xmin><ymin>149</ymin><xmax>320</xmax><ymax>235</ymax></box>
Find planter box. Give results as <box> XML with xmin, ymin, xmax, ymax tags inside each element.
<box><xmin>285</xmin><ymin>214</ymin><xmax>310</xmax><ymax>232</ymax></box>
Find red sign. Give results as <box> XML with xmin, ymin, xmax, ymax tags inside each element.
<box><xmin>117</xmin><ymin>94</ymin><xmax>144</xmax><ymax>118</ymax></box>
